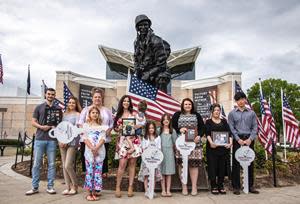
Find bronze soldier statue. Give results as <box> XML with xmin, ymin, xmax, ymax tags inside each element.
<box><xmin>133</xmin><ymin>14</ymin><xmax>171</xmax><ymax>93</ymax></box>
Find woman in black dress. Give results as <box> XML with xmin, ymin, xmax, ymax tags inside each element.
<box><xmin>205</xmin><ymin>103</ymin><xmax>232</xmax><ymax>194</ymax></box>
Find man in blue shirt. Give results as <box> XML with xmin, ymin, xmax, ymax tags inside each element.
<box><xmin>228</xmin><ymin>92</ymin><xmax>259</xmax><ymax>195</ymax></box>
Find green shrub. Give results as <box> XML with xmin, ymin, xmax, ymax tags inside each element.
<box><xmin>108</xmin><ymin>130</ymin><xmax>119</xmax><ymax>169</ymax></box>
<box><xmin>254</xmin><ymin>142</ymin><xmax>267</xmax><ymax>170</ymax></box>
<box><xmin>286</xmin><ymin>152</ymin><xmax>300</xmax><ymax>176</ymax></box>
<box><xmin>265</xmin><ymin>160</ymin><xmax>290</xmax><ymax>177</ymax></box>
<box><xmin>17</xmin><ymin>147</ymin><xmax>32</xmax><ymax>156</ymax></box>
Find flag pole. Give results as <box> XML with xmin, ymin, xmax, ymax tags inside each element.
<box><xmin>126</xmin><ymin>67</ymin><xmax>131</xmax><ymax>94</ymax></box>
<box><xmin>0</xmin><ymin>54</ymin><xmax>3</xmax><ymax>85</ymax></box>
<box><xmin>259</xmin><ymin>78</ymin><xmax>268</xmax><ymax>160</ymax></box>
<box><xmin>23</xmin><ymin>65</ymin><xmax>30</xmax><ymax>135</ymax></box>
<box><xmin>41</xmin><ymin>80</ymin><xmax>45</xmax><ymax>102</ymax></box>
<box><xmin>281</xmin><ymin>88</ymin><xmax>287</xmax><ymax>161</ymax></box>
<box><xmin>258</xmin><ymin>78</ymin><xmax>263</xmax><ymax>98</ymax></box>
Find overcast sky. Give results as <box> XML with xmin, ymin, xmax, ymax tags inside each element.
<box><xmin>1</xmin><ymin>0</ymin><xmax>299</xmax><ymax>95</ymax></box>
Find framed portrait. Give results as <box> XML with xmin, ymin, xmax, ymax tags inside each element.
<box><xmin>122</xmin><ymin>118</ymin><xmax>136</xmax><ymax>136</ymax></box>
<box><xmin>212</xmin><ymin>131</ymin><xmax>229</xmax><ymax>146</ymax></box>
<box><xmin>185</xmin><ymin>128</ymin><xmax>198</xmax><ymax>142</ymax></box>
<box><xmin>45</xmin><ymin>106</ymin><xmax>62</xmax><ymax>126</ymax></box>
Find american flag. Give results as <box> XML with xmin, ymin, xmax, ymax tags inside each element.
<box><xmin>0</xmin><ymin>54</ymin><xmax>3</xmax><ymax>84</ymax></box>
<box><xmin>53</xmin><ymin>98</ymin><xmax>65</xmax><ymax>110</ymax></box>
<box><xmin>128</xmin><ymin>74</ymin><xmax>181</xmax><ymax>121</ymax></box>
<box><xmin>235</xmin><ymin>81</ymin><xmax>272</xmax><ymax>153</ymax></box>
<box><xmin>221</xmin><ymin>105</ymin><xmax>227</xmax><ymax>120</ymax></box>
<box><xmin>63</xmin><ymin>82</ymin><xmax>73</xmax><ymax>110</ymax></box>
<box><xmin>209</xmin><ymin>89</ymin><xmax>217</xmax><ymax>104</ymax></box>
<box><xmin>282</xmin><ymin>93</ymin><xmax>300</xmax><ymax>148</ymax></box>
<box><xmin>259</xmin><ymin>89</ymin><xmax>278</xmax><ymax>152</ymax></box>
<box><xmin>42</xmin><ymin>80</ymin><xmax>65</xmax><ymax>110</ymax></box>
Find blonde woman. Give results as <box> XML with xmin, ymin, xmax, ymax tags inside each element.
<box><xmin>59</xmin><ymin>96</ymin><xmax>82</xmax><ymax>195</ymax></box>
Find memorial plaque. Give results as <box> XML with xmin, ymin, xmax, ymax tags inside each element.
<box><xmin>79</xmin><ymin>84</ymin><xmax>103</xmax><ymax>108</ymax></box>
<box><xmin>193</xmin><ymin>86</ymin><xmax>217</xmax><ymax>119</ymax></box>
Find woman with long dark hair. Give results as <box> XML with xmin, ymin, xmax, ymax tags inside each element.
<box><xmin>113</xmin><ymin>95</ymin><xmax>142</xmax><ymax>198</ymax></box>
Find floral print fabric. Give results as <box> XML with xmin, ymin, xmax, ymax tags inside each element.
<box><xmin>84</xmin><ymin>160</ymin><xmax>103</xmax><ymax>192</ymax></box>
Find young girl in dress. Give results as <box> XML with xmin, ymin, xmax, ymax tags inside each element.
<box><xmin>160</xmin><ymin>114</ymin><xmax>177</xmax><ymax>197</ymax></box>
<box><xmin>138</xmin><ymin>121</ymin><xmax>162</xmax><ymax>198</ymax></box>
<box><xmin>82</xmin><ymin>106</ymin><xmax>107</xmax><ymax>201</ymax></box>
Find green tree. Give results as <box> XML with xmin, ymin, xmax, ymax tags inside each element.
<box><xmin>247</xmin><ymin>78</ymin><xmax>300</xmax><ymax>141</ymax></box>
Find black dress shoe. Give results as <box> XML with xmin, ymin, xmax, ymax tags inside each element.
<box><xmin>219</xmin><ymin>188</ymin><xmax>226</xmax><ymax>195</ymax></box>
<box><xmin>249</xmin><ymin>188</ymin><xmax>259</xmax><ymax>194</ymax></box>
<box><xmin>233</xmin><ymin>189</ymin><xmax>240</xmax><ymax>195</ymax></box>
<box><xmin>211</xmin><ymin>188</ymin><xmax>219</xmax><ymax>195</ymax></box>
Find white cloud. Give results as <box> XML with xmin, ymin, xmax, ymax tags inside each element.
<box><xmin>0</xmin><ymin>0</ymin><xmax>299</xmax><ymax>95</ymax></box>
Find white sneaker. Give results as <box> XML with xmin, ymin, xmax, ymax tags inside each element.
<box><xmin>25</xmin><ymin>189</ymin><xmax>39</xmax><ymax>195</ymax></box>
<box><xmin>46</xmin><ymin>188</ymin><xmax>56</xmax><ymax>194</ymax></box>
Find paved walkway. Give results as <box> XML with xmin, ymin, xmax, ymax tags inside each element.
<box><xmin>0</xmin><ymin>156</ymin><xmax>300</xmax><ymax>204</ymax></box>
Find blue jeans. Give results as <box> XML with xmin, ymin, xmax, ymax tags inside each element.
<box><xmin>32</xmin><ymin>140</ymin><xmax>57</xmax><ymax>189</ymax></box>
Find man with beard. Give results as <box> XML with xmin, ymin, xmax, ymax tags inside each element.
<box><xmin>26</xmin><ymin>88</ymin><xmax>62</xmax><ymax>195</ymax></box>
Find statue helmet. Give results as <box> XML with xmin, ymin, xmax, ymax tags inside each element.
<box><xmin>135</xmin><ymin>14</ymin><xmax>152</xmax><ymax>30</ymax></box>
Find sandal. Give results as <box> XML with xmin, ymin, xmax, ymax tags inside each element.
<box><xmin>211</xmin><ymin>188</ymin><xmax>219</xmax><ymax>195</ymax></box>
<box><xmin>182</xmin><ymin>189</ymin><xmax>188</xmax><ymax>196</ymax></box>
<box><xmin>62</xmin><ymin>189</ymin><xmax>70</xmax><ymax>195</ymax></box>
<box><xmin>68</xmin><ymin>189</ymin><xmax>77</xmax><ymax>195</ymax></box>
<box><xmin>92</xmin><ymin>195</ymin><xmax>100</xmax><ymax>201</ymax></box>
<box><xmin>182</xmin><ymin>185</ymin><xmax>188</xmax><ymax>196</ymax></box>
<box><xmin>161</xmin><ymin>191</ymin><xmax>167</xmax><ymax>197</ymax></box>
<box><xmin>86</xmin><ymin>195</ymin><xmax>95</xmax><ymax>201</ymax></box>
<box><xmin>191</xmin><ymin>190</ymin><xmax>198</xmax><ymax>196</ymax></box>
<box><xmin>166</xmin><ymin>192</ymin><xmax>172</xmax><ymax>197</ymax></box>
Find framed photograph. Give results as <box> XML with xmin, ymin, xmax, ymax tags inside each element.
<box><xmin>122</xmin><ymin>118</ymin><xmax>136</xmax><ymax>136</ymax></box>
<box><xmin>185</xmin><ymin>128</ymin><xmax>198</xmax><ymax>142</ymax></box>
<box><xmin>212</xmin><ymin>131</ymin><xmax>229</xmax><ymax>146</ymax></box>
<box><xmin>45</xmin><ymin>106</ymin><xmax>62</xmax><ymax>126</ymax></box>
